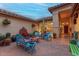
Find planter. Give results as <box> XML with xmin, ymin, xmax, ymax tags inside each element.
<box><xmin>0</xmin><ymin>40</ymin><xmax>4</xmax><ymax>46</ymax></box>
<box><xmin>3</xmin><ymin>38</ymin><xmax>11</xmax><ymax>46</ymax></box>
<box><xmin>53</xmin><ymin>33</ymin><xmax>57</xmax><ymax>39</ymax></box>
<box><xmin>11</xmin><ymin>35</ymin><xmax>16</xmax><ymax>42</ymax></box>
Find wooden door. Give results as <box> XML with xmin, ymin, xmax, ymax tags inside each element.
<box><xmin>64</xmin><ymin>25</ymin><xmax>68</xmax><ymax>34</ymax></box>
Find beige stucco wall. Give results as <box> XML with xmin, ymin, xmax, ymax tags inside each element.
<box><xmin>0</xmin><ymin>15</ymin><xmax>35</xmax><ymax>35</ymax></box>
<box><xmin>52</xmin><ymin>11</ymin><xmax>59</xmax><ymax>37</ymax></box>
<box><xmin>38</xmin><ymin>20</ymin><xmax>53</xmax><ymax>33</ymax></box>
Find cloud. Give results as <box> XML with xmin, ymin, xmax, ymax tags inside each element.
<box><xmin>34</xmin><ymin>3</ymin><xmax>48</xmax><ymax>7</ymax></box>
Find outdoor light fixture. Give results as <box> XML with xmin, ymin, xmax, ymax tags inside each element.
<box><xmin>51</xmin><ymin>23</ymin><xmax>53</xmax><ymax>24</ymax></box>
<box><xmin>66</xmin><ymin>22</ymin><xmax>68</xmax><ymax>25</ymax></box>
<box><xmin>62</xmin><ymin>23</ymin><xmax>64</xmax><ymax>25</ymax></box>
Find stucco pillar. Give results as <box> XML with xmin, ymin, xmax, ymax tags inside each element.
<box><xmin>52</xmin><ymin>11</ymin><xmax>60</xmax><ymax>38</ymax></box>
<box><xmin>74</xmin><ymin>13</ymin><xmax>79</xmax><ymax>32</ymax></box>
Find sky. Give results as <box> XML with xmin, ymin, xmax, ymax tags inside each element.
<box><xmin>0</xmin><ymin>3</ymin><xmax>60</xmax><ymax>20</ymax></box>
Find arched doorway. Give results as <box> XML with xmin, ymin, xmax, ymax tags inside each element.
<box><xmin>59</xmin><ymin>9</ymin><xmax>72</xmax><ymax>38</ymax></box>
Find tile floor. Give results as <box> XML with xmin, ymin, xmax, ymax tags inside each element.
<box><xmin>0</xmin><ymin>38</ymin><xmax>71</xmax><ymax>56</ymax></box>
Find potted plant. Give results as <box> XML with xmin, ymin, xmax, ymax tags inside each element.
<box><xmin>11</xmin><ymin>35</ymin><xmax>16</xmax><ymax>42</ymax></box>
<box><xmin>53</xmin><ymin>33</ymin><xmax>57</xmax><ymax>39</ymax></box>
<box><xmin>2</xmin><ymin>19</ymin><xmax>11</xmax><ymax>25</ymax></box>
<box><xmin>3</xmin><ymin>32</ymin><xmax>11</xmax><ymax>46</ymax></box>
<box><xmin>6</xmin><ymin>32</ymin><xmax>11</xmax><ymax>38</ymax></box>
<box><xmin>0</xmin><ymin>33</ymin><xmax>5</xmax><ymax>46</ymax></box>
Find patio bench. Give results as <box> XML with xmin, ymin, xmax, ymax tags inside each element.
<box><xmin>69</xmin><ymin>43</ymin><xmax>79</xmax><ymax>56</ymax></box>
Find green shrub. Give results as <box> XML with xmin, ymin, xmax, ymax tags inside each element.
<box><xmin>0</xmin><ymin>33</ymin><xmax>5</xmax><ymax>41</ymax></box>
<box><xmin>74</xmin><ymin>32</ymin><xmax>78</xmax><ymax>39</ymax></box>
<box><xmin>11</xmin><ymin>35</ymin><xmax>16</xmax><ymax>42</ymax></box>
<box><xmin>77</xmin><ymin>41</ymin><xmax>79</xmax><ymax>47</ymax></box>
<box><xmin>70</xmin><ymin>40</ymin><xmax>77</xmax><ymax>45</ymax></box>
<box><xmin>6</xmin><ymin>32</ymin><xmax>11</xmax><ymax>38</ymax></box>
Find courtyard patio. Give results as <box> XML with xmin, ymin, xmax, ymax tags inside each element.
<box><xmin>0</xmin><ymin>38</ymin><xmax>71</xmax><ymax>56</ymax></box>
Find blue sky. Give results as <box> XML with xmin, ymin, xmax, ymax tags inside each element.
<box><xmin>0</xmin><ymin>3</ymin><xmax>60</xmax><ymax>20</ymax></box>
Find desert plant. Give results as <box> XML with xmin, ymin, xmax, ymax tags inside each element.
<box><xmin>6</xmin><ymin>32</ymin><xmax>11</xmax><ymax>38</ymax></box>
<box><xmin>0</xmin><ymin>33</ymin><xmax>6</xmax><ymax>41</ymax></box>
<box><xmin>0</xmin><ymin>34</ymin><xmax>3</xmax><ymax>41</ymax></box>
<box><xmin>70</xmin><ymin>40</ymin><xmax>77</xmax><ymax>45</ymax></box>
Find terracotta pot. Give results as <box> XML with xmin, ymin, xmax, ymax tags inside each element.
<box><xmin>3</xmin><ymin>38</ymin><xmax>11</xmax><ymax>46</ymax></box>
<box><xmin>53</xmin><ymin>33</ymin><xmax>57</xmax><ymax>39</ymax></box>
<box><xmin>0</xmin><ymin>40</ymin><xmax>4</xmax><ymax>46</ymax></box>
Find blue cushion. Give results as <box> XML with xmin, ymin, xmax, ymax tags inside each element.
<box><xmin>77</xmin><ymin>41</ymin><xmax>79</xmax><ymax>47</ymax></box>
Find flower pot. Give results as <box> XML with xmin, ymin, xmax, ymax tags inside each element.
<box><xmin>11</xmin><ymin>35</ymin><xmax>16</xmax><ymax>42</ymax></box>
<box><xmin>53</xmin><ymin>33</ymin><xmax>57</xmax><ymax>39</ymax></box>
<box><xmin>3</xmin><ymin>38</ymin><xmax>11</xmax><ymax>46</ymax></box>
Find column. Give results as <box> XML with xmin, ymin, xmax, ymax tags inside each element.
<box><xmin>52</xmin><ymin>11</ymin><xmax>60</xmax><ymax>38</ymax></box>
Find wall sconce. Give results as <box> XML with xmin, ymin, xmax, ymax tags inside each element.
<box><xmin>51</xmin><ymin>23</ymin><xmax>53</xmax><ymax>25</ymax></box>
<box><xmin>74</xmin><ymin>13</ymin><xmax>78</xmax><ymax>18</ymax></box>
<box><xmin>62</xmin><ymin>23</ymin><xmax>64</xmax><ymax>25</ymax></box>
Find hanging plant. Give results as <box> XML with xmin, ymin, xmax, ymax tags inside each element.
<box><xmin>2</xmin><ymin>19</ymin><xmax>11</xmax><ymax>25</ymax></box>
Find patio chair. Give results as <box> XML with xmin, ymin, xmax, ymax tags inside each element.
<box><xmin>32</xmin><ymin>31</ymin><xmax>41</xmax><ymax>37</ymax></box>
<box><xmin>32</xmin><ymin>31</ymin><xmax>41</xmax><ymax>42</ymax></box>
<box><xmin>42</xmin><ymin>32</ymin><xmax>52</xmax><ymax>41</ymax></box>
<box><xmin>15</xmin><ymin>34</ymin><xmax>37</xmax><ymax>54</ymax></box>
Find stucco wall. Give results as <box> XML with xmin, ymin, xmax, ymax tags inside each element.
<box><xmin>75</xmin><ymin>14</ymin><xmax>79</xmax><ymax>32</ymax></box>
<box><xmin>52</xmin><ymin>5</ymin><xmax>72</xmax><ymax>37</ymax></box>
<box><xmin>0</xmin><ymin>15</ymin><xmax>35</xmax><ymax>35</ymax></box>
<box><xmin>38</xmin><ymin>21</ymin><xmax>53</xmax><ymax>33</ymax></box>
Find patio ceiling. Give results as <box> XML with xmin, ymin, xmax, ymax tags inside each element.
<box><xmin>59</xmin><ymin>9</ymin><xmax>72</xmax><ymax>19</ymax></box>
